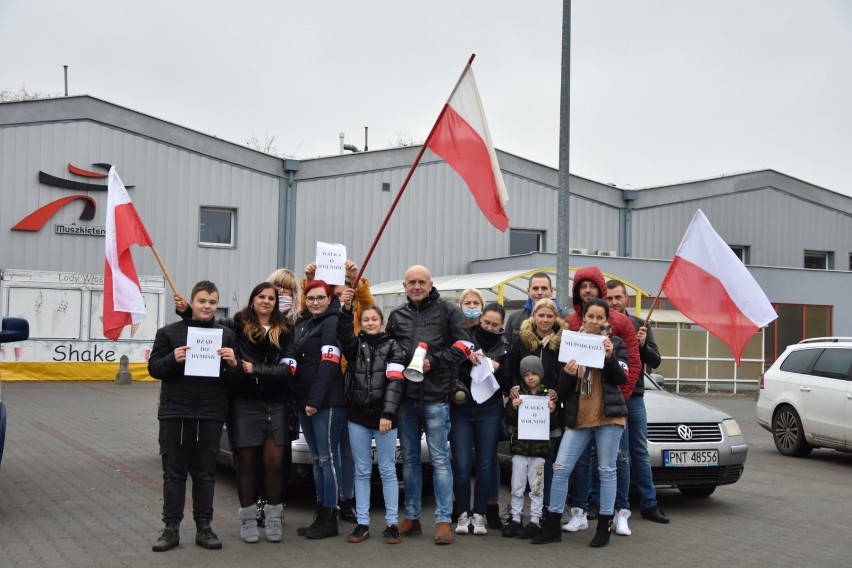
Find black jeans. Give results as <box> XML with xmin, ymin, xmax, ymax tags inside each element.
<box><xmin>158</xmin><ymin>418</ymin><xmax>224</xmax><ymax>524</ymax></box>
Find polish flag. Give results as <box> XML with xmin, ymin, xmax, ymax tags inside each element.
<box><xmin>103</xmin><ymin>167</ymin><xmax>153</xmax><ymax>340</ymax></box>
<box><xmin>661</xmin><ymin>209</ymin><xmax>777</xmax><ymax>363</ymax></box>
<box><xmin>426</xmin><ymin>64</ymin><xmax>509</xmax><ymax>231</ymax></box>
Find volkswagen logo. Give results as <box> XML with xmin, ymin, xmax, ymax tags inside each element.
<box><xmin>677</xmin><ymin>424</ymin><xmax>693</xmax><ymax>440</ymax></box>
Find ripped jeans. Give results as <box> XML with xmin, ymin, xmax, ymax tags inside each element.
<box><xmin>299</xmin><ymin>407</ymin><xmax>345</xmax><ymax>508</ymax></box>
<box><xmin>547</xmin><ymin>425</ymin><xmax>623</xmax><ymax>517</ymax></box>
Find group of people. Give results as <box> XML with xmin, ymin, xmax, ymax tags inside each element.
<box><xmin>146</xmin><ymin>260</ymin><xmax>667</xmax><ymax>552</ymax></box>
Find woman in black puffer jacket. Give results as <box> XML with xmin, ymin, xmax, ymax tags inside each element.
<box><xmin>336</xmin><ymin>288</ymin><xmax>406</xmax><ymax>543</ymax></box>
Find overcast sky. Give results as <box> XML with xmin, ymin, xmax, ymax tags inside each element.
<box><xmin>2</xmin><ymin>0</ymin><xmax>850</xmax><ymax>196</ymax></box>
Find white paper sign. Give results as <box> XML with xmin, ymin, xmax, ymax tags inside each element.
<box><xmin>315</xmin><ymin>242</ymin><xmax>347</xmax><ymax>286</ymax></box>
<box><xmin>558</xmin><ymin>330</ymin><xmax>606</xmax><ymax>369</ymax></box>
<box><xmin>517</xmin><ymin>395</ymin><xmax>550</xmax><ymax>440</ymax></box>
<box><xmin>470</xmin><ymin>352</ymin><xmax>500</xmax><ymax>403</ymax></box>
<box><xmin>185</xmin><ymin>327</ymin><xmax>223</xmax><ymax>377</ymax></box>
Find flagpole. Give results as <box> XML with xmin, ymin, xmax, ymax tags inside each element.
<box><xmin>643</xmin><ymin>287</ymin><xmax>663</xmax><ymax>328</ymax></box>
<box><xmin>351</xmin><ymin>54</ymin><xmax>477</xmax><ymax>289</ymax></box>
<box><xmin>149</xmin><ymin>244</ymin><xmax>179</xmax><ymax>296</ymax></box>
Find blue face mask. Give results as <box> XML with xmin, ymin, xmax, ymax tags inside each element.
<box><xmin>463</xmin><ymin>307</ymin><xmax>482</xmax><ymax>320</ymax></box>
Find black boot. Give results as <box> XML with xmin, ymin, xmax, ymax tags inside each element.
<box><xmin>297</xmin><ymin>503</ymin><xmax>323</xmax><ymax>536</ymax></box>
<box><xmin>304</xmin><ymin>506</ymin><xmax>339</xmax><ymax>539</ymax></box>
<box><xmin>339</xmin><ymin>498</ymin><xmax>357</xmax><ymax>523</ymax></box>
<box><xmin>486</xmin><ymin>503</ymin><xmax>502</xmax><ymax>529</ymax></box>
<box><xmin>152</xmin><ymin>521</ymin><xmax>180</xmax><ymax>552</ymax></box>
<box><xmin>195</xmin><ymin>519</ymin><xmax>223</xmax><ymax>550</ymax></box>
<box><xmin>590</xmin><ymin>514</ymin><xmax>613</xmax><ymax>548</ymax></box>
<box><xmin>530</xmin><ymin>511</ymin><xmax>562</xmax><ymax>544</ymax></box>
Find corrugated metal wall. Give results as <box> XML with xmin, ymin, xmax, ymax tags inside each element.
<box><xmin>292</xmin><ymin>158</ymin><xmax>621</xmax><ymax>283</ymax></box>
<box><xmin>631</xmin><ymin>187</ymin><xmax>852</xmax><ymax>267</ymax></box>
<box><xmin>0</xmin><ymin>120</ymin><xmax>281</xmax><ymax>316</ymax></box>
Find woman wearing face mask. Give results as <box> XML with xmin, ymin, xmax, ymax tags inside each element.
<box><xmin>450</xmin><ymin>294</ymin><xmax>511</xmax><ymax>537</ymax></box>
<box><xmin>532</xmin><ymin>297</ymin><xmax>628</xmax><ymax>548</ymax></box>
<box><xmin>267</xmin><ymin>269</ymin><xmax>299</xmax><ymax>324</ymax></box>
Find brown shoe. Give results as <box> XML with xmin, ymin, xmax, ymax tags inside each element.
<box><xmin>399</xmin><ymin>518</ymin><xmax>422</xmax><ymax>536</ymax></box>
<box><xmin>434</xmin><ymin>522</ymin><xmax>454</xmax><ymax>545</ymax></box>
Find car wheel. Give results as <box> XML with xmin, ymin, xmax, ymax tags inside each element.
<box><xmin>678</xmin><ymin>485</ymin><xmax>716</xmax><ymax>498</ymax></box>
<box><xmin>772</xmin><ymin>405</ymin><xmax>813</xmax><ymax>457</ymax></box>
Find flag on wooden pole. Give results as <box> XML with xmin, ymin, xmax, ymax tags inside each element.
<box><xmin>103</xmin><ymin>167</ymin><xmax>153</xmax><ymax>340</ymax></box>
<box><xmin>661</xmin><ymin>209</ymin><xmax>777</xmax><ymax>363</ymax></box>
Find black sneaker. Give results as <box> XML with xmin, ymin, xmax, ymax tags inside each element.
<box><xmin>518</xmin><ymin>521</ymin><xmax>541</xmax><ymax>540</ymax></box>
<box><xmin>383</xmin><ymin>525</ymin><xmax>401</xmax><ymax>544</ymax></box>
<box><xmin>152</xmin><ymin>527</ymin><xmax>180</xmax><ymax>552</ymax></box>
<box><xmin>501</xmin><ymin>520</ymin><xmax>522</xmax><ymax>538</ymax></box>
<box><xmin>486</xmin><ymin>503</ymin><xmax>502</xmax><ymax>530</ymax></box>
<box><xmin>347</xmin><ymin>524</ymin><xmax>370</xmax><ymax>543</ymax></box>
<box><xmin>195</xmin><ymin>525</ymin><xmax>223</xmax><ymax>550</ymax></box>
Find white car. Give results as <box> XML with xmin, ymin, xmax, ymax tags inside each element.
<box><xmin>757</xmin><ymin>337</ymin><xmax>852</xmax><ymax>457</ymax></box>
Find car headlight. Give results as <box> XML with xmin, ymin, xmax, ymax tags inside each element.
<box><xmin>723</xmin><ymin>418</ymin><xmax>742</xmax><ymax>437</ymax></box>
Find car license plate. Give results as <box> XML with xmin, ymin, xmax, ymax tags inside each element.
<box><xmin>663</xmin><ymin>449</ymin><xmax>719</xmax><ymax>467</ymax></box>
<box><xmin>371</xmin><ymin>447</ymin><xmax>403</xmax><ymax>464</ymax></box>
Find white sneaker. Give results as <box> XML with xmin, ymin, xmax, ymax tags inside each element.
<box><xmin>455</xmin><ymin>512</ymin><xmax>470</xmax><ymax>535</ymax></box>
<box><xmin>561</xmin><ymin>507</ymin><xmax>588</xmax><ymax>532</ymax></box>
<box><xmin>471</xmin><ymin>513</ymin><xmax>488</xmax><ymax>535</ymax></box>
<box><xmin>613</xmin><ymin>509</ymin><xmax>632</xmax><ymax>536</ymax></box>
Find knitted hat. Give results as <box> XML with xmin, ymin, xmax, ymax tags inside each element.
<box><xmin>520</xmin><ymin>355</ymin><xmax>544</xmax><ymax>379</ymax></box>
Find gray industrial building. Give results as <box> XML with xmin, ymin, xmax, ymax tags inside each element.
<box><xmin>1</xmin><ymin>95</ymin><xmax>850</xmax><ymax>385</ymax></box>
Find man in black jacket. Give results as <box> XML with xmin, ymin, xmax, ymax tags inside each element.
<box><xmin>148</xmin><ymin>281</ymin><xmax>241</xmax><ymax>552</ymax></box>
<box><xmin>386</xmin><ymin>265</ymin><xmax>474</xmax><ymax>545</ymax></box>
<box><xmin>606</xmin><ymin>279</ymin><xmax>669</xmax><ymax>534</ymax></box>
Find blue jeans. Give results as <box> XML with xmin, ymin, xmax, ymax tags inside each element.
<box><xmin>549</xmin><ymin>425</ymin><xmax>623</xmax><ymax>516</ymax></box>
<box><xmin>614</xmin><ymin>422</ymin><xmax>632</xmax><ymax>510</ymax></box>
<box><xmin>398</xmin><ymin>399</ymin><xmax>453</xmax><ymax>523</ymax></box>
<box><xmin>348</xmin><ymin>421</ymin><xmax>399</xmax><ymax>526</ymax></box>
<box><xmin>450</xmin><ymin>400</ymin><xmax>502</xmax><ymax>515</ymax></box>
<box><xmin>299</xmin><ymin>407</ymin><xmax>345</xmax><ymax>508</ymax></box>
<box><xmin>625</xmin><ymin>395</ymin><xmax>657</xmax><ymax>510</ymax></box>
<box><xmin>571</xmin><ymin>442</ymin><xmax>595</xmax><ymax>510</ymax></box>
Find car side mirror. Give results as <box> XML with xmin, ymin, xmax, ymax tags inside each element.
<box><xmin>0</xmin><ymin>317</ymin><xmax>29</xmax><ymax>344</ymax></box>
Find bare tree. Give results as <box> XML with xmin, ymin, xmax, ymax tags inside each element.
<box><xmin>0</xmin><ymin>85</ymin><xmax>57</xmax><ymax>103</ymax></box>
<box><xmin>386</xmin><ymin>130</ymin><xmax>422</xmax><ymax>148</ymax></box>
<box><xmin>245</xmin><ymin>134</ymin><xmax>282</xmax><ymax>156</ymax></box>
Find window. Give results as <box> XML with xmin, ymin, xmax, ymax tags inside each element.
<box><xmin>199</xmin><ymin>207</ymin><xmax>236</xmax><ymax>247</ymax></box>
<box><xmin>812</xmin><ymin>349</ymin><xmax>852</xmax><ymax>380</ymax></box>
<box><xmin>509</xmin><ymin>229</ymin><xmax>544</xmax><ymax>255</ymax></box>
<box><xmin>729</xmin><ymin>245</ymin><xmax>750</xmax><ymax>264</ymax></box>
<box><xmin>779</xmin><ymin>348</ymin><xmax>821</xmax><ymax>374</ymax></box>
<box><xmin>804</xmin><ymin>250</ymin><xmax>831</xmax><ymax>270</ymax></box>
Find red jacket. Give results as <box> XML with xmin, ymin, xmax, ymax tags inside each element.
<box><xmin>565</xmin><ymin>266</ymin><xmax>641</xmax><ymax>402</ymax></box>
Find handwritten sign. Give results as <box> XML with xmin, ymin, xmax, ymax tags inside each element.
<box><xmin>558</xmin><ymin>330</ymin><xmax>605</xmax><ymax>369</ymax></box>
<box><xmin>470</xmin><ymin>351</ymin><xmax>499</xmax><ymax>403</ymax></box>
<box><xmin>315</xmin><ymin>242</ymin><xmax>347</xmax><ymax>285</ymax></box>
<box><xmin>185</xmin><ymin>327</ymin><xmax>223</xmax><ymax>377</ymax></box>
<box><xmin>517</xmin><ymin>395</ymin><xmax>550</xmax><ymax>440</ymax></box>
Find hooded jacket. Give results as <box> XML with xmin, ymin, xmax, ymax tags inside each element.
<box><xmin>565</xmin><ymin>266</ymin><xmax>641</xmax><ymax>402</ymax></box>
<box><xmin>505</xmin><ymin>381</ymin><xmax>555</xmax><ymax>458</ymax></box>
<box><xmin>509</xmin><ymin>316</ymin><xmax>569</xmax><ymax>391</ymax></box>
<box><xmin>386</xmin><ymin>287</ymin><xmax>472</xmax><ymax>403</ymax></box>
<box><xmin>293</xmin><ymin>296</ymin><xmax>344</xmax><ymax>410</ymax></box>
<box><xmin>148</xmin><ymin>318</ymin><xmax>242</xmax><ymax>421</ymax></box>
<box><xmin>557</xmin><ymin>334</ymin><xmax>629</xmax><ymax>428</ymax></box>
<box><xmin>337</xmin><ymin>305</ymin><xmax>406</xmax><ymax>430</ymax></box>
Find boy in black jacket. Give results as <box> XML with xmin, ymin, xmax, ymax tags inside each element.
<box><xmin>148</xmin><ymin>281</ymin><xmax>241</xmax><ymax>552</ymax></box>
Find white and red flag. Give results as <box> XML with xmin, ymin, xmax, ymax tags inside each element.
<box><xmin>103</xmin><ymin>167</ymin><xmax>153</xmax><ymax>340</ymax></box>
<box><xmin>661</xmin><ymin>209</ymin><xmax>777</xmax><ymax>363</ymax></box>
<box><xmin>426</xmin><ymin>62</ymin><xmax>509</xmax><ymax>231</ymax></box>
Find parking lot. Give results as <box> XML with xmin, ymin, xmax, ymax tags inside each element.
<box><xmin>0</xmin><ymin>381</ymin><xmax>850</xmax><ymax>567</ymax></box>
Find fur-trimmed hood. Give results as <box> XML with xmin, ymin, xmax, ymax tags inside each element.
<box><xmin>518</xmin><ymin>316</ymin><xmax>568</xmax><ymax>352</ymax></box>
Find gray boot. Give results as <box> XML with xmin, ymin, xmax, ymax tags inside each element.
<box><xmin>264</xmin><ymin>503</ymin><xmax>284</xmax><ymax>542</ymax></box>
<box><xmin>239</xmin><ymin>505</ymin><xmax>260</xmax><ymax>543</ymax></box>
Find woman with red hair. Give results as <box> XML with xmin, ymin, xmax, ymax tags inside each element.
<box><xmin>292</xmin><ymin>279</ymin><xmax>346</xmax><ymax>539</ymax></box>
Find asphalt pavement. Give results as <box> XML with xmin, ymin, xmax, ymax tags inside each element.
<box><xmin>0</xmin><ymin>382</ymin><xmax>850</xmax><ymax>567</ymax></box>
